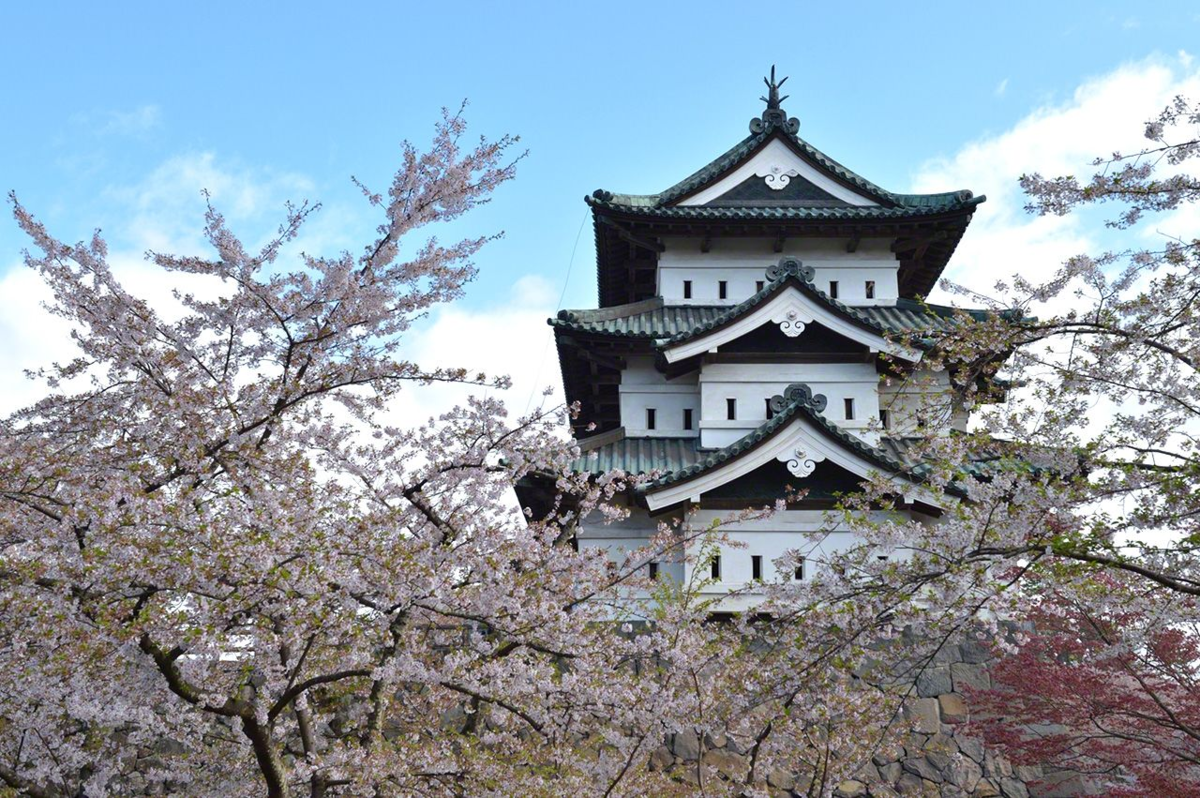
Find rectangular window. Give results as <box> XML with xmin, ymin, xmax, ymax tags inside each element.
<box><xmin>751</xmin><ymin>555</ymin><xmax>763</xmax><ymax>581</ymax></box>
<box><xmin>683</xmin><ymin>280</ymin><xmax>692</xmax><ymax>299</ymax></box>
<box><xmin>646</xmin><ymin>408</ymin><xmax>656</xmax><ymax>430</ymax></box>
<box><xmin>794</xmin><ymin>558</ymin><xmax>805</xmax><ymax>581</ymax></box>
<box><xmin>649</xmin><ymin>562</ymin><xmax>659</xmax><ymax>580</ymax></box>
<box><xmin>844</xmin><ymin>398</ymin><xmax>855</xmax><ymax>420</ymax></box>
<box><xmin>710</xmin><ymin>555</ymin><xmax>722</xmax><ymax>581</ymax></box>
<box><xmin>726</xmin><ymin>398</ymin><xmax>737</xmax><ymax>420</ymax></box>
<box><xmin>683</xmin><ymin>408</ymin><xmax>694</xmax><ymax>430</ymax></box>
<box><xmin>865</xmin><ymin>280</ymin><xmax>876</xmax><ymax>299</ymax></box>
<box><xmin>718</xmin><ymin>280</ymin><xmax>728</xmax><ymax>299</ymax></box>
<box><xmin>880</xmin><ymin>409</ymin><xmax>890</xmax><ymax>429</ymax></box>
<box><xmin>765</xmin><ymin>398</ymin><xmax>774</xmax><ymax>420</ymax></box>
<box><xmin>756</xmin><ymin>280</ymin><xmax>765</xmax><ymax>292</ymax></box>
<box><xmin>829</xmin><ymin>280</ymin><xmax>839</xmax><ymax>299</ymax></box>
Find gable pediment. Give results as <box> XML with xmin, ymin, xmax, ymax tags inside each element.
<box><xmin>659</xmin><ymin>283</ymin><xmax>920</xmax><ymax>364</ymax></box>
<box><xmin>675</xmin><ymin>137</ymin><xmax>880</xmax><ymax>208</ymax></box>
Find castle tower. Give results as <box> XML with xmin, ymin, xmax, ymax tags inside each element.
<box><xmin>522</xmin><ymin>71</ymin><xmax>998</xmax><ymax>610</ymax></box>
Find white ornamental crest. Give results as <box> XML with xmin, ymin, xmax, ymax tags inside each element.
<box><xmin>777</xmin><ymin>444</ymin><xmax>825</xmax><ymax>475</ymax></box>
<box><xmin>763</xmin><ymin>165</ymin><xmax>800</xmax><ymax>190</ymax></box>
<box><xmin>779</xmin><ymin>309</ymin><xmax>805</xmax><ymax>337</ymax></box>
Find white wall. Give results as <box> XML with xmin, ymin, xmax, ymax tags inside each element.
<box><xmin>698</xmin><ymin>362</ymin><xmax>882</xmax><ymax>447</ymax></box>
<box><xmin>619</xmin><ymin>356</ymin><xmax>700</xmax><ymax>437</ymax></box>
<box><xmin>878</xmin><ymin>368</ymin><xmax>966</xmax><ymax>435</ymax></box>
<box><xmin>657</xmin><ymin>237</ymin><xmax>899</xmax><ymax>307</ymax></box>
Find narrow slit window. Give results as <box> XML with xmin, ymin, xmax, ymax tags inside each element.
<box><xmin>718</xmin><ymin>280</ymin><xmax>728</xmax><ymax>299</ymax></box>
<box><xmin>649</xmin><ymin>562</ymin><xmax>660</xmax><ymax>580</ymax></box>
<box><xmin>683</xmin><ymin>280</ymin><xmax>692</xmax><ymax>299</ymax></box>
<box><xmin>726</xmin><ymin>398</ymin><xmax>737</xmax><ymax>420</ymax></box>
<box><xmin>865</xmin><ymin>280</ymin><xmax>876</xmax><ymax>299</ymax></box>
<box><xmin>646</xmin><ymin>408</ymin><xmax>656</xmax><ymax>430</ymax></box>
<box><xmin>794</xmin><ymin>558</ymin><xmax>805</xmax><ymax>581</ymax></box>
<box><xmin>751</xmin><ymin>555</ymin><xmax>763</xmax><ymax>581</ymax></box>
<box><xmin>829</xmin><ymin>280</ymin><xmax>839</xmax><ymax>299</ymax></box>
<box><xmin>756</xmin><ymin>280</ymin><xmax>765</xmax><ymax>292</ymax></box>
<box><xmin>765</xmin><ymin>398</ymin><xmax>774</xmax><ymax>420</ymax></box>
<box><xmin>844</xmin><ymin>398</ymin><xmax>855</xmax><ymax>420</ymax></box>
<box><xmin>683</xmin><ymin>408</ymin><xmax>694</xmax><ymax>430</ymax></box>
<box><xmin>710</xmin><ymin>555</ymin><xmax>722</xmax><ymax>580</ymax></box>
<box><xmin>880</xmin><ymin>409</ymin><xmax>890</xmax><ymax>429</ymax></box>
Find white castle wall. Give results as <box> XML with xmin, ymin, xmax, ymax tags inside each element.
<box><xmin>657</xmin><ymin>237</ymin><xmax>899</xmax><ymax>306</ymax></box>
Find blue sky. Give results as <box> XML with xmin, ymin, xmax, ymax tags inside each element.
<box><xmin>3</xmin><ymin>2</ymin><xmax>1199</xmax><ymax>416</ymax></box>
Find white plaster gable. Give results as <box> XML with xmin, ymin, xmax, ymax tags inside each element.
<box><xmin>641</xmin><ymin>412</ymin><xmax>940</xmax><ymax>512</ymax></box>
<box><xmin>659</xmin><ymin>284</ymin><xmax>920</xmax><ymax>364</ymax></box>
<box><xmin>676</xmin><ymin>138</ymin><xmax>879</xmax><ymax>207</ymax></box>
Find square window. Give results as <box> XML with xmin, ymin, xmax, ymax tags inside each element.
<box><xmin>751</xmin><ymin>555</ymin><xmax>763</xmax><ymax>581</ymax></box>
<box><xmin>711</xmin><ymin>555</ymin><xmax>722</xmax><ymax>580</ymax></box>
<box><xmin>683</xmin><ymin>408</ymin><xmax>694</xmax><ymax>430</ymax></box>
<box><xmin>865</xmin><ymin>280</ymin><xmax>876</xmax><ymax>299</ymax></box>
<box><xmin>683</xmin><ymin>280</ymin><xmax>692</xmax><ymax>299</ymax></box>
<box><xmin>794</xmin><ymin>558</ymin><xmax>805</xmax><ymax>581</ymax></box>
<box><xmin>649</xmin><ymin>562</ymin><xmax>660</xmax><ymax>580</ymax></box>
<box><xmin>718</xmin><ymin>280</ymin><xmax>728</xmax><ymax>299</ymax></box>
<box><xmin>726</xmin><ymin>398</ymin><xmax>737</xmax><ymax>420</ymax></box>
<box><xmin>829</xmin><ymin>280</ymin><xmax>839</xmax><ymax>299</ymax></box>
<box><xmin>646</xmin><ymin>408</ymin><xmax>656</xmax><ymax>430</ymax></box>
<box><xmin>844</xmin><ymin>398</ymin><xmax>855</xmax><ymax>420</ymax></box>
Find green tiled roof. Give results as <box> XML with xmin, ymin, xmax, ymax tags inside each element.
<box><xmin>552</xmin><ymin>259</ymin><xmax>996</xmax><ymax>345</ymax></box>
<box><xmin>587</xmin><ymin>119</ymin><xmax>984</xmax><ymax>217</ymax></box>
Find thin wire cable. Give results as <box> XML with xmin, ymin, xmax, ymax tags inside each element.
<box><xmin>524</xmin><ymin>210</ymin><xmax>589</xmax><ymax>415</ymax></box>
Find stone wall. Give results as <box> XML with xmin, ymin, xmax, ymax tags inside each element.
<box><xmin>648</xmin><ymin>631</ymin><xmax>1098</xmax><ymax>797</ymax></box>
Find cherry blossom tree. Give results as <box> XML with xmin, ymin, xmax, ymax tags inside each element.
<box><xmin>0</xmin><ymin>107</ymin><xmax>921</xmax><ymax>798</ymax></box>
<box><xmin>884</xmin><ymin>97</ymin><xmax>1200</xmax><ymax>795</ymax></box>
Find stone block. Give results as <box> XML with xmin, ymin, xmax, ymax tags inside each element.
<box><xmin>895</xmin><ymin>772</ymin><xmax>925</xmax><ymax>794</ymax></box>
<box><xmin>1000</xmin><ymin>776</ymin><xmax>1030</xmax><ymax>798</ymax></box>
<box><xmin>901</xmin><ymin>755</ymin><xmax>943</xmax><ymax>784</ymax></box>
<box><xmin>702</xmin><ymin>748</ymin><xmax>745</xmax><ymax>778</ymax></box>
<box><xmin>960</xmin><ymin>638</ymin><xmax>993</xmax><ymax>664</ymax></box>
<box><xmin>939</xmin><ymin>692</ymin><xmax>969</xmax><ymax>724</ymax></box>
<box><xmin>946</xmin><ymin>755</ymin><xmax>983</xmax><ymax>792</ymax></box>
<box><xmin>976</xmin><ymin>778</ymin><xmax>1002</xmax><ymax>797</ymax></box>
<box><xmin>916</xmin><ymin>666</ymin><xmax>953</xmax><ymax>697</ymax></box>
<box><xmin>648</xmin><ymin>744</ymin><xmax>672</xmax><ymax>771</ymax></box>
<box><xmin>957</xmin><ymin>735</ymin><xmax>985</xmax><ymax>763</ymax></box>
<box><xmin>910</xmin><ymin>698</ymin><xmax>941</xmax><ymax>733</ymax></box>
<box><xmin>766</xmin><ymin>767</ymin><xmax>795</xmax><ymax>791</ymax></box>
<box><xmin>1028</xmin><ymin>770</ymin><xmax>1093</xmax><ymax>797</ymax></box>
<box><xmin>671</xmin><ymin>729</ymin><xmax>700</xmax><ymax>761</ymax></box>
<box><xmin>834</xmin><ymin>779</ymin><xmax>867</xmax><ymax>797</ymax></box>
<box><xmin>950</xmin><ymin>661</ymin><xmax>992</xmax><ymax>693</ymax></box>
<box><xmin>878</xmin><ymin>761</ymin><xmax>902</xmax><ymax>783</ymax></box>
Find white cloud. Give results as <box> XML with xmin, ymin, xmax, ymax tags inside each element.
<box><xmin>913</xmin><ymin>52</ymin><xmax>1200</xmax><ymax>307</ymax></box>
<box><xmin>994</xmin><ymin>78</ymin><xmax>1009</xmax><ymax>98</ymax></box>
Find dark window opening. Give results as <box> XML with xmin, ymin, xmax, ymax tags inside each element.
<box><xmin>756</xmin><ymin>280</ymin><xmax>765</xmax><ymax>292</ymax></box>
<box><xmin>794</xmin><ymin>558</ymin><xmax>805</xmax><ymax>581</ymax></box>
<box><xmin>683</xmin><ymin>408</ymin><xmax>694</xmax><ymax>430</ymax></box>
<box><xmin>683</xmin><ymin>280</ymin><xmax>692</xmax><ymax>299</ymax></box>
<box><xmin>865</xmin><ymin>280</ymin><xmax>876</xmax><ymax>299</ymax></box>
<box><xmin>711</xmin><ymin>555</ymin><xmax>722</xmax><ymax>580</ymax></box>
<box><xmin>726</xmin><ymin>398</ymin><xmax>737</xmax><ymax>420</ymax></box>
<box><xmin>718</xmin><ymin>280</ymin><xmax>728</xmax><ymax>299</ymax></box>
<box><xmin>844</xmin><ymin>398</ymin><xmax>855</xmax><ymax>420</ymax></box>
<box><xmin>649</xmin><ymin>562</ymin><xmax>659</xmax><ymax>580</ymax></box>
<box><xmin>876</xmin><ymin>555</ymin><xmax>889</xmax><ymax>562</ymax></box>
<box><xmin>646</xmin><ymin>408</ymin><xmax>656</xmax><ymax>430</ymax></box>
<box><xmin>751</xmin><ymin>555</ymin><xmax>763</xmax><ymax>581</ymax></box>
<box><xmin>880</xmin><ymin>409</ymin><xmax>890</xmax><ymax>429</ymax></box>
<box><xmin>829</xmin><ymin>280</ymin><xmax>839</xmax><ymax>299</ymax></box>
<box><xmin>765</xmin><ymin>398</ymin><xmax>774</xmax><ymax>420</ymax></box>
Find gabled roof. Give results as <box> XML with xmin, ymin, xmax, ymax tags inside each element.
<box><xmin>588</xmin><ymin>80</ymin><xmax>984</xmax><ymax>306</ymax></box>
<box><xmin>552</xmin><ymin>257</ymin><xmax>998</xmax><ymax>361</ymax></box>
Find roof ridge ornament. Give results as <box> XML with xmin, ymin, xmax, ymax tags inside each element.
<box><xmin>769</xmin><ymin>383</ymin><xmax>828</xmax><ymax>416</ymax></box>
<box><xmin>750</xmin><ymin>66</ymin><xmax>800</xmax><ymax>135</ymax></box>
<box><xmin>766</xmin><ymin>256</ymin><xmax>815</xmax><ymax>284</ymax></box>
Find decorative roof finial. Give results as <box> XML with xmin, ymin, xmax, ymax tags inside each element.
<box><xmin>750</xmin><ymin>65</ymin><xmax>800</xmax><ymax>135</ymax></box>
